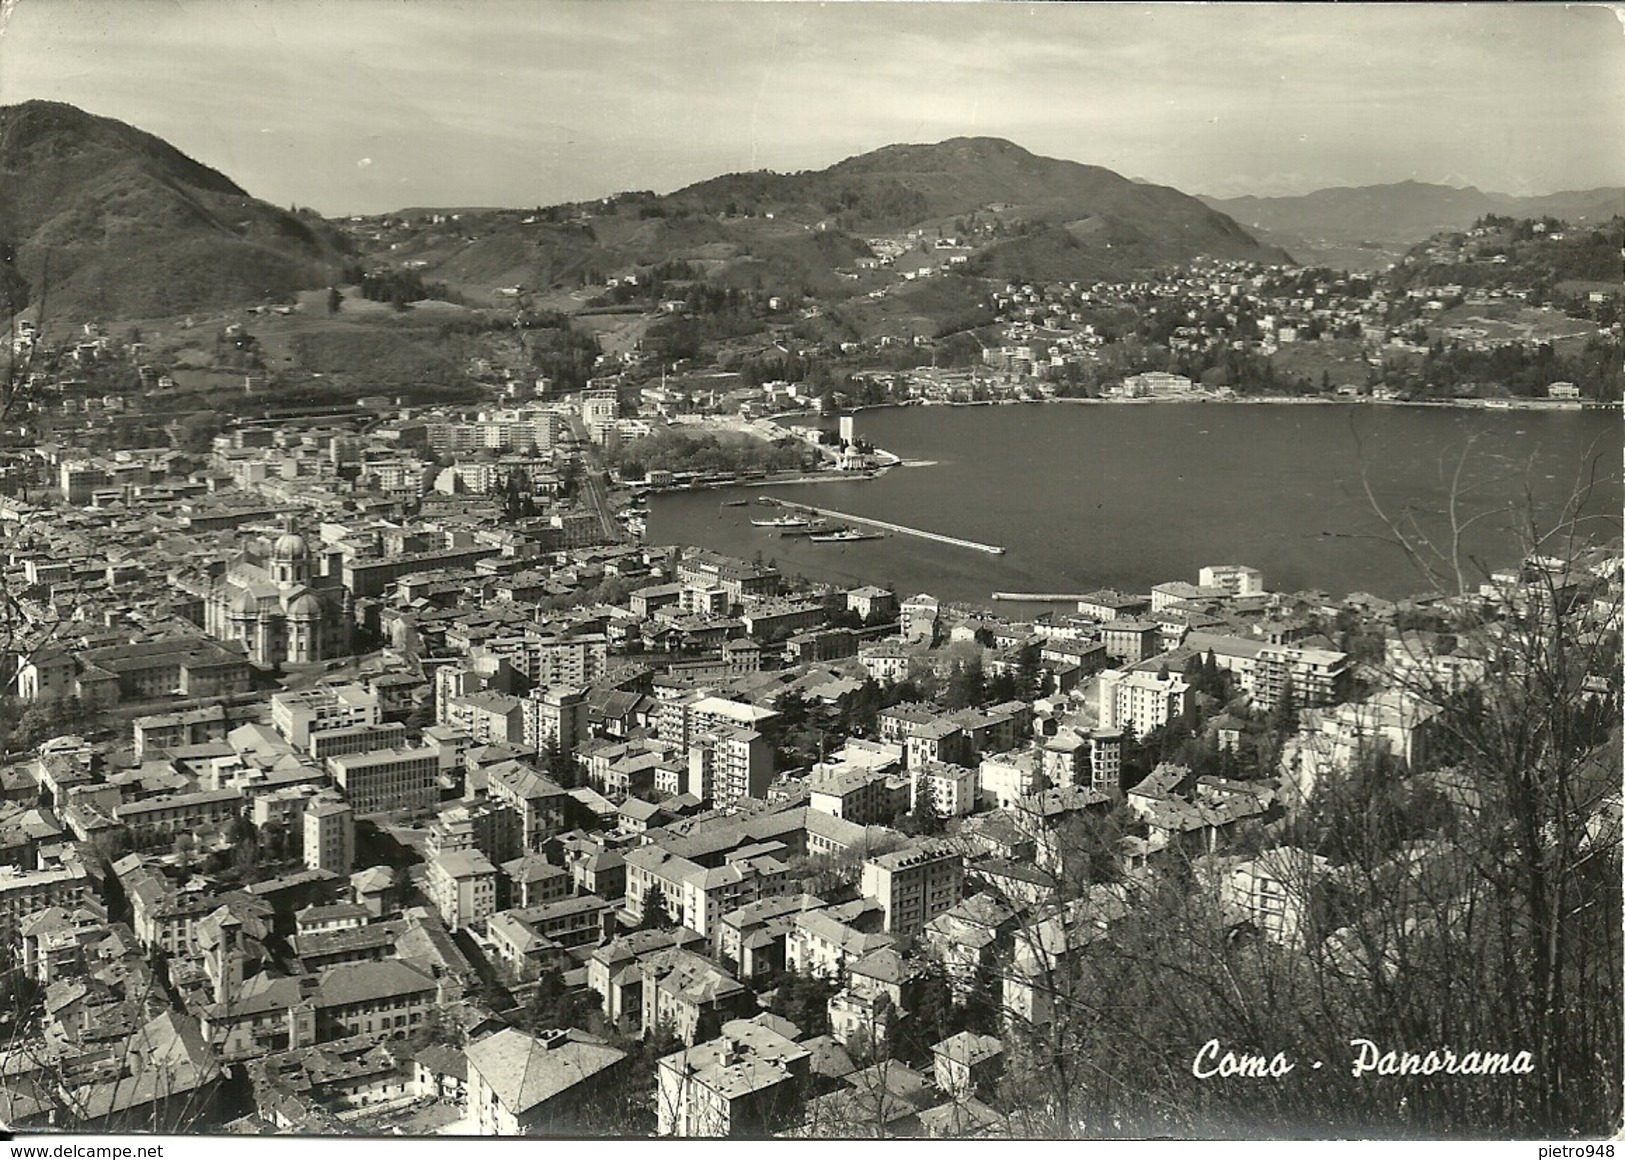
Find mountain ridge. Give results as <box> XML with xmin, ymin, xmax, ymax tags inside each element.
<box><xmin>1</xmin><ymin>105</ymin><xmax>1288</xmax><ymax>322</ymax></box>
<box><xmin>1201</xmin><ymin>180</ymin><xmax>1625</xmax><ymax>247</ymax></box>
<box><xmin>0</xmin><ymin>100</ymin><xmax>350</xmax><ymax>320</ymax></box>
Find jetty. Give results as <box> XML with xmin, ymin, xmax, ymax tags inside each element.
<box><xmin>762</xmin><ymin>498</ymin><xmax>1005</xmax><ymax>555</ymax></box>
<box><xmin>992</xmin><ymin>592</ymin><xmax>1094</xmax><ymax>602</ymax></box>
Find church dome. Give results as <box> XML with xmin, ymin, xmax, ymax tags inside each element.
<box><xmin>287</xmin><ymin>591</ymin><xmax>323</xmax><ymax>619</ymax></box>
<box><xmin>271</xmin><ymin>531</ymin><xmax>309</xmax><ymax>560</ymax></box>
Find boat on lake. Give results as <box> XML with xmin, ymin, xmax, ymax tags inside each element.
<box><xmin>720</xmin><ymin>499</ymin><xmax>750</xmax><ymax>507</ymax></box>
<box><xmin>809</xmin><ymin>527</ymin><xmax>884</xmax><ymax>543</ymax></box>
<box><xmin>751</xmin><ymin>515</ymin><xmax>811</xmax><ymax>529</ymax></box>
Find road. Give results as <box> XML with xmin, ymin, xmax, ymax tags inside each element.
<box><xmin>566</xmin><ymin>415</ymin><xmax>623</xmax><ymax>543</ymax></box>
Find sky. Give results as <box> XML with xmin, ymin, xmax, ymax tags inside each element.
<box><xmin>2</xmin><ymin>1</ymin><xmax>1622</xmax><ymax>215</ymax></box>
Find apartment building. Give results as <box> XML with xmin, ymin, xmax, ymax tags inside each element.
<box><xmin>656</xmin><ymin>1019</ymin><xmax>811</xmax><ymax>1137</ymax></box>
<box><xmin>522</xmin><ymin>684</ymin><xmax>589</xmax><ymax>756</ymax></box>
<box><xmin>327</xmin><ymin>746</ymin><xmax>440</xmax><ymax>815</ymax></box>
<box><xmin>687</xmin><ymin>727</ymin><xmax>773</xmax><ymax>811</ymax></box>
<box><xmin>784</xmin><ymin>906</ymin><xmax>894</xmax><ymax>978</ymax></box>
<box><xmin>1096</xmin><ymin>668</ymin><xmax>1192</xmax><ymax>733</ymax></box>
<box><xmin>678</xmin><ymin>854</ymin><xmax>790</xmax><ymax>940</ymax></box>
<box><xmin>1254</xmin><ymin>645</ymin><xmax>1354</xmax><ymax>708</ymax></box>
<box><xmin>303</xmin><ymin>796</ymin><xmax>355</xmax><ymax>876</ymax></box>
<box><xmin>466</xmin><ymin>1027</ymin><xmax>627</xmax><ymax>1136</ymax></box>
<box><xmin>443</xmin><ymin>691</ymin><xmax>526</xmax><ymax>747</ymax></box>
<box><xmin>1099</xmin><ymin>619</ymin><xmax>1161</xmax><ymax>664</ymax></box>
<box><xmin>0</xmin><ymin>856</ymin><xmax>92</xmax><ymax>946</ymax></box>
<box><xmin>486</xmin><ymin>762</ymin><xmax>570</xmax><ymax>851</ymax></box>
<box><xmin>979</xmin><ymin>751</ymin><xmax>1045</xmax><ymax>811</ymax></box>
<box><xmin>114</xmin><ymin>789</ymin><xmax>244</xmax><ymax>850</ymax></box>
<box><xmin>860</xmin><ymin>841</ymin><xmax>964</xmax><ymax>937</ymax></box>
<box><xmin>1198</xmin><ymin>564</ymin><xmax>1265</xmax><ymax>597</ymax></box>
<box><xmin>427</xmin><ymin>798</ymin><xmax>521</xmax><ymax>866</ymax></box>
<box><xmin>904</xmin><ymin>720</ymin><xmax>967</xmax><ymax>770</ymax></box>
<box><xmin>485</xmin><ymin>632</ymin><xmax>609</xmax><ymax>689</ymax></box>
<box><xmin>426</xmin><ymin>849</ymin><xmax>499</xmax><ymax>931</ymax></box>
<box><xmin>911</xmin><ymin>760</ymin><xmax>977</xmax><ymax>818</ymax></box>
<box><xmin>675</xmin><ymin>552</ymin><xmax>781</xmax><ymax>605</ymax></box>
<box><xmin>308</xmin><ymin>722</ymin><xmax>409</xmax><ymax>762</ymax></box>
<box><xmin>132</xmin><ymin>704</ymin><xmax>229</xmax><ymax>760</ymax></box>
<box><xmin>272</xmin><ymin>685</ymin><xmax>382</xmax><ymax>751</ymax></box>
<box><xmin>807</xmin><ymin>765</ymin><xmax>901</xmax><ymax>826</ymax></box>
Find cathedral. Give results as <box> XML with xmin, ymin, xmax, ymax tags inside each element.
<box><xmin>204</xmin><ymin>523</ymin><xmax>352</xmax><ymax>667</ymax></box>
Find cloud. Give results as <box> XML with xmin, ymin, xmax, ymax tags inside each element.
<box><xmin>356</xmin><ymin>157</ymin><xmax>373</xmax><ymax>169</ymax></box>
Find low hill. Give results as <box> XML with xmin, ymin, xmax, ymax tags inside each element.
<box><xmin>673</xmin><ymin>137</ymin><xmax>1288</xmax><ymax>269</ymax></box>
<box><xmin>0</xmin><ymin>100</ymin><xmax>350</xmax><ymax>320</ymax></box>
<box><xmin>360</xmin><ymin>138</ymin><xmax>1287</xmax><ymax>316</ymax></box>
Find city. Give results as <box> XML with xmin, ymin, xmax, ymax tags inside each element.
<box><xmin>0</xmin><ymin>1</ymin><xmax>1619</xmax><ymax>1147</ymax></box>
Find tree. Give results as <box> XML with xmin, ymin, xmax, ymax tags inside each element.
<box><xmin>13</xmin><ymin>695</ymin><xmax>97</xmax><ymax>749</ymax></box>
<box><xmin>639</xmin><ymin>883</ymin><xmax>672</xmax><ymax>931</ymax></box>
<box><xmin>539</xmin><ymin>740</ymin><xmax>578</xmax><ymax>788</ymax></box>
<box><xmin>769</xmin><ymin>969</ymin><xmax>837</xmax><ymax>1038</ymax></box>
<box><xmin>895</xmin><ymin>801</ymin><xmax>944</xmax><ymax>838</ymax></box>
<box><xmin>982</xmin><ymin>444</ymin><xmax>1623</xmax><ymax>1139</ymax></box>
<box><xmin>172</xmin><ymin>410</ymin><xmax>228</xmax><ymax>454</ymax></box>
<box><xmin>838</xmin><ymin>677</ymin><xmax>884</xmax><ymax>738</ymax></box>
<box><xmin>1013</xmin><ymin>642</ymin><xmax>1043</xmax><ymax>701</ymax></box>
<box><xmin>944</xmin><ymin>656</ymin><xmax>986</xmax><ymax>710</ymax></box>
<box><xmin>1268</xmin><ymin>678</ymin><xmax>1299</xmax><ymax>737</ymax></box>
<box><xmin>521</xmin><ymin>966</ymin><xmax>592</xmax><ymax>1032</ymax></box>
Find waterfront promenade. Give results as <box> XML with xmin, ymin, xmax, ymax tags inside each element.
<box><xmin>991</xmin><ymin>591</ymin><xmax>1093</xmax><ymax>601</ymax></box>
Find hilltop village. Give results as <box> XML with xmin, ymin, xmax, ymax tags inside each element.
<box><xmin>0</xmin><ymin>321</ymin><xmax>1618</xmax><ymax>1136</ymax></box>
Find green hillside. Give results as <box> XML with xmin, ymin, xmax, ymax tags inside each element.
<box><xmin>0</xmin><ymin>100</ymin><xmax>350</xmax><ymax>320</ymax></box>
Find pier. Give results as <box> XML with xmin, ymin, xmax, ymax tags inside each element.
<box><xmin>762</xmin><ymin>498</ymin><xmax>1005</xmax><ymax>555</ymax></box>
<box><xmin>991</xmin><ymin>592</ymin><xmax>1093</xmax><ymax>602</ymax></box>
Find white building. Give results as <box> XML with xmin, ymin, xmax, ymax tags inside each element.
<box><xmin>426</xmin><ymin>849</ymin><xmax>498</xmax><ymax>931</ymax></box>
<box><xmin>1198</xmin><ymin>565</ymin><xmax>1265</xmax><ymax>597</ymax></box>
<box><xmin>1097</xmin><ymin>669</ymin><xmax>1192</xmax><ymax>734</ymax></box>
<box><xmin>978</xmin><ymin>750</ymin><xmax>1045</xmax><ymax>811</ymax></box>
<box><xmin>911</xmin><ymin>760</ymin><xmax>977</xmax><ymax>818</ymax></box>
<box><xmin>303</xmin><ymin>796</ymin><xmax>355</xmax><ymax>876</ymax></box>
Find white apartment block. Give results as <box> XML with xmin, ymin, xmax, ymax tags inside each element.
<box><xmin>1254</xmin><ymin>645</ymin><xmax>1354</xmax><ymax>708</ymax></box>
<box><xmin>979</xmin><ymin>750</ymin><xmax>1045</xmax><ymax>810</ymax></box>
<box><xmin>304</xmin><ymin>796</ymin><xmax>356</xmax><ymax>876</ymax></box>
<box><xmin>1198</xmin><ymin>565</ymin><xmax>1265</xmax><ymax>596</ymax></box>
<box><xmin>427</xmin><ymin>849</ymin><xmax>498</xmax><ymax>931</ymax></box>
<box><xmin>272</xmin><ymin>684</ymin><xmax>381</xmax><ymax>751</ymax></box>
<box><xmin>1097</xmin><ymin>669</ymin><xmax>1192</xmax><ymax>734</ymax></box>
<box><xmin>687</xmin><ymin>727</ymin><xmax>773</xmax><ymax>811</ymax></box>
<box><xmin>911</xmin><ymin>760</ymin><xmax>977</xmax><ymax>818</ymax></box>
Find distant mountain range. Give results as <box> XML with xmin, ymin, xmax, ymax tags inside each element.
<box><xmin>0</xmin><ymin>100</ymin><xmax>350</xmax><ymax>320</ymax></box>
<box><xmin>31</xmin><ymin>99</ymin><xmax>1615</xmax><ymax>328</ymax></box>
<box><xmin>1201</xmin><ymin>181</ymin><xmax>1625</xmax><ymax>255</ymax></box>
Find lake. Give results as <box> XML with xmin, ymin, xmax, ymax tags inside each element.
<box><xmin>647</xmin><ymin>402</ymin><xmax>1623</xmax><ymax>609</ymax></box>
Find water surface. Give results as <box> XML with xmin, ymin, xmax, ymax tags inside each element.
<box><xmin>648</xmin><ymin>403</ymin><xmax>1622</xmax><ymax>607</ymax></box>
